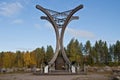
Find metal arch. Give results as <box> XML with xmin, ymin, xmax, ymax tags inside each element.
<box><xmin>36</xmin><ymin>5</ymin><xmax>58</xmax><ymax>32</ymax></box>
<box><xmin>36</xmin><ymin>5</ymin><xmax>60</xmax><ymax>65</ymax></box>
<box><xmin>60</xmin><ymin>4</ymin><xmax>83</xmax><ymax>64</ymax></box>
<box><xmin>61</xmin><ymin>4</ymin><xmax>83</xmax><ymax>37</ymax></box>
<box><xmin>60</xmin><ymin>4</ymin><xmax>83</xmax><ymax>52</ymax></box>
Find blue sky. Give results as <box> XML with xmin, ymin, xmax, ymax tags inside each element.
<box><xmin>0</xmin><ymin>0</ymin><xmax>120</xmax><ymax>52</ymax></box>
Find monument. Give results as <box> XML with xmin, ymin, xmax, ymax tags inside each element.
<box><xmin>36</xmin><ymin>4</ymin><xmax>83</xmax><ymax>73</ymax></box>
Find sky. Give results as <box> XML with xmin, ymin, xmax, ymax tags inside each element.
<box><xmin>0</xmin><ymin>0</ymin><xmax>120</xmax><ymax>52</ymax></box>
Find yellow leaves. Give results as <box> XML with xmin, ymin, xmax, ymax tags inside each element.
<box><xmin>30</xmin><ymin>52</ymin><xmax>36</xmax><ymax>65</ymax></box>
<box><xmin>23</xmin><ymin>52</ymin><xmax>31</xmax><ymax>67</ymax></box>
<box><xmin>2</xmin><ymin>52</ymin><xmax>15</xmax><ymax>68</ymax></box>
<box><xmin>23</xmin><ymin>52</ymin><xmax>36</xmax><ymax>67</ymax></box>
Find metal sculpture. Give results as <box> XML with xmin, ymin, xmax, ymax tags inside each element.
<box><xmin>36</xmin><ymin>4</ymin><xmax>83</xmax><ymax>70</ymax></box>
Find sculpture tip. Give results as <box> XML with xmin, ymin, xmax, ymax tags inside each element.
<box><xmin>80</xmin><ymin>4</ymin><xmax>84</xmax><ymax>8</ymax></box>
<box><xmin>36</xmin><ymin>5</ymin><xmax>41</xmax><ymax>9</ymax></box>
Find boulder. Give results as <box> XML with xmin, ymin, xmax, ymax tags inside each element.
<box><xmin>104</xmin><ymin>66</ymin><xmax>112</xmax><ymax>72</ymax></box>
<box><xmin>1</xmin><ymin>68</ymin><xmax>6</xmax><ymax>73</ymax></box>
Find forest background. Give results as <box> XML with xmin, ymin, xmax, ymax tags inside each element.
<box><xmin>0</xmin><ymin>38</ymin><xmax>120</xmax><ymax>68</ymax></box>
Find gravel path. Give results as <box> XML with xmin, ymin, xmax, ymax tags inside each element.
<box><xmin>0</xmin><ymin>73</ymin><xmax>110</xmax><ymax>80</ymax></box>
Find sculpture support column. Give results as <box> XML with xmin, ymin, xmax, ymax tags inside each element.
<box><xmin>36</xmin><ymin>4</ymin><xmax>83</xmax><ymax>70</ymax></box>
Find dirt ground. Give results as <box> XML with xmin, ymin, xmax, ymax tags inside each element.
<box><xmin>0</xmin><ymin>73</ymin><xmax>110</xmax><ymax>80</ymax></box>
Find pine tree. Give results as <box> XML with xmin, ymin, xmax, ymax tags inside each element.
<box><xmin>84</xmin><ymin>40</ymin><xmax>92</xmax><ymax>65</ymax></box>
<box><xmin>66</xmin><ymin>38</ymin><xmax>83</xmax><ymax>65</ymax></box>
<box><xmin>45</xmin><ymin>45</ymin><xmax>54</xmax><ymax>64</ymax></box>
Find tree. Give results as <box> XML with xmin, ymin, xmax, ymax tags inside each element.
<box><xmin>98</xmin><ymin>40</ymin><xmax>105</xmax><ymax>64</ymax></box>
<box><xmin>45</xmin><ymin>45</ymin><xmax>54</xmax><ymax>64</ymax></box>
<box><xmin>0</xmin><ymin>52</ymin><xmax>4</xmax><ymax>68</ymax></box>
<box><xmin>94</xmin><ymin>41</ymin><xmax>101</xmax><ymax>65</ymax></box>
<box><xmin>103</xmin><ymin>41</ymin><xmax>109</xmax><ymax>64</ymax></box>
<box><xmin>23</xmin><ymin>51</ymin><xmax>31</xmax><ymax>68</ymax></box>
<box><xmin>90</xmin><ymin>47</ymin><xmax>98</xmax><ymax>65</ymax></box>
<box><xmin>2</xmin><ymin>52</ymin><xmax>11</xmax><ymax>68</ymax></box>
<box><xmin>66</xmin><ymin>38</ymin><xmax>82</xmax><ymax>65</ymax></box>
<box><xmin>33</xmin><ymin>47</ymin><xmax>45</xmax><ymax>68</ymax></box>
<box><xmin>84</xmin><ymin>40</ymin><xmax>92</xmax><ymax>65</ymax></box>
<box><xmin>67</xmin><ymin>38</ymin><xmax>77</xmax><ymax>62</ymax></box>
<box><xmin>108</xmin><ymin>45</ymin><xmax>114</xmax><ymax>66</ymax></box>
<box><xmin>41</xmin><ymin>47</ymin><xmax>46</xmax><ymax>65</ymax></box>
<box><xmin>2</xmin><ymin>52</ymin><xmax>15</xmax><ymax>68</ymax></box>
<box><xmin>94</xmin><ymin>40</ymin><xmax>109</xmax><ymax>66</ymax></box>
<box><xmin>15</xmin><ymin>51</ymin><xmax>24</xmax><ymax>67</ymax></box>
<box><xmin>114</xmin><ymin>40</ymin><xmax>120</xmax><ymax>64</ymax></box>
<box><xmin>30</xmin><ymin>51</ymin><xmax>37</xmax><ymax>66</ymax></box>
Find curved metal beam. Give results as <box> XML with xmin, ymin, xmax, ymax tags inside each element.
<box><xmin>60</xmin><ymin>4</ymin><xmax>83</xmax><ymax>64</ymax></box>
<box><xmin>36</xmin><ymin>5</ymin><xmax>60</xmax><ymax>65</ymax></box>
<box><xmin>61</xmin><ymin>4</ymin><xmax>83</xmax><ymax>49</ymax></box>
<box><xmin>36</xmin><ymin>5</ymin><xmax>58</xmax><ymax>33</ymax></box>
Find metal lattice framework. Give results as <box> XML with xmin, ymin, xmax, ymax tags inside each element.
<box><xmin>36</xmin><ymin>4</ymin><xmax>83</xmax><ymax>66</ymax></box>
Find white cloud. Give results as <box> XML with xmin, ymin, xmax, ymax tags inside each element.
<box><xmin>12</xmin><ymin>19</ymin><xmax>23</xmax><ymax>24</ymax></box>
<box><xmin>67</xmin><ymin>28</ymin><xmax>96</xmax><ymax>39</ymax></box>
<box><xmin>34</xmin><ymin>22</ymin><xmax>95</xmax><ymax>39</ymax></box>
<box><xmin>16</xmin><ymin>48</ymin><xmax>33</xmax><ymax>51</ymax></box>
<box><xmin>0</xmin><ymin>2</ymin><xmax>23</xmax><ymax>17</ymax></box>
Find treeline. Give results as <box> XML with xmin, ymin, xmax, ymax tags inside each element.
<box><xmin>0</xmin><ymin>39</ymin><xmax>120</xmax><ymax>68</ymax></box>
<box><xmin>0</xmin><ymin>46</ymin><xmax>54</xmax><ymax>68</ymax></box>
